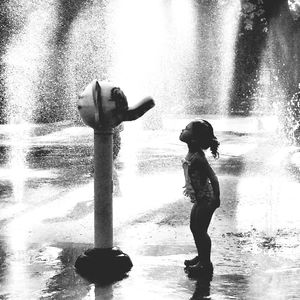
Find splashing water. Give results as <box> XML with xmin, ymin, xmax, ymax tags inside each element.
<box><xmin>66</xmin><ymin>0</ymin><xmax>240</xmax><ymax>115</ymax></box>
<box><xmin>217</xmin><ymin>1</ymin><xmax>241</xmax><ymax>114</ymax></box>
<box><xmin>3</xmin><ymin>0</ymin><xmax>58</xmax><ymax>201</ymax></box>
<box><xmin>2</xmin><ymin>0</ymin><xmax>242</xmax><ymax>202</ymax></box>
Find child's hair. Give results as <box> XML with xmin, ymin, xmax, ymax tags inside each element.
<box><xmin>192</xmin><ymin>120</ymin><xmax>220</xmax><ymax>159</ymax></box>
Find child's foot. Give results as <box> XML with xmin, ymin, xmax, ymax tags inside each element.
<box><xmin>184</xmin><ymin>256</ymin><xmax>199</xmax><ymax>267</ymax></box>
<box><xmin>186</xmin><ymin>262</ymin><xmax>213</xmax><ymax>277</ymax></box>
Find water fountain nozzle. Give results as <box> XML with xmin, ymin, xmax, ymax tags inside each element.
<box><xmin>78</xmin><ymin>79</ymin><xmax>155</xmax><ymax>130</ymax></box>
<box><xmin>124</xmin><ymin>96</ymin><xmax>155</xmax><ymax>121</ymax></box>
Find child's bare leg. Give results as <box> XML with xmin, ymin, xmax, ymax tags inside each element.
<box><xmin>196</xmin><ymin>233</ymin><xmax>212</xmax><ymax>265</ymax></box>
<box><xmin>189</xmin><ymin>203</ymin><xmax>214</xmax><ymax>267</ymax></box>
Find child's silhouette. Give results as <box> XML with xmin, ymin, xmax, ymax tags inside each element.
<box><xmin>179</xmin><ymin>120</ymin><xmax>220</xmax><ymax>276</ymax></box>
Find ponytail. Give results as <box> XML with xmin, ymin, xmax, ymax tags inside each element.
<box><xmin>210</xmin><ymin>138</ymin><xmax>219</xmax><ymax>159</ymax></box>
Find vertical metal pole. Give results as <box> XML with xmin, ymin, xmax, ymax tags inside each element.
<box><xmin>94</xmin><ymin>128</ymin><xmax>113</xmax><ymax>249</ymax></box>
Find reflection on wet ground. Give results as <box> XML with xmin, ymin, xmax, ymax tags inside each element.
<box><xmin>0</xmin><ymin>116</ymin><xmax>299</xmax><ymax>299</ymax></box>
<box><xmin>0</xmin><ymin>144</ymin><xmax>93</xmax><ymax>187</ymax></box>
<box><xmin>0</xmin><ymin>238</ymin><xmax>297</xmax><ymax>299</ymax></box>
<box><xmin>27</xmin><ymin>145</ymin><xmax>93</xmax><ymax>188</ymax></box>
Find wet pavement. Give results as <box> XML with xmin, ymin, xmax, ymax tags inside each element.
<box><xmin>0</xmin><ymin>115</ymin><xmax>300</xmax><ymax>299</ymax></box>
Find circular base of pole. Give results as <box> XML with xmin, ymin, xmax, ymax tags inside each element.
<box><xmin>75</xmin><ymin>247</ymin><xmax>133</xmax><ymax>283</ymax></box>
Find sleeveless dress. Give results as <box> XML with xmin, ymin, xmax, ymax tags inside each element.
<box><xmin>182</xmin><ymin>153</ymin><xmax>214</xmax><ymax>206</ymax></box>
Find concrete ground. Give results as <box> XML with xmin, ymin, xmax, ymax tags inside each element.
<box><xmin>0</xmin><ymin>115</ymin><xmax>300</xmax><ymax>299</ymax></box>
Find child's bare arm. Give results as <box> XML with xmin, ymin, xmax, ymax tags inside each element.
<box><xmin>206</xmin><ymin>163</ymin><xmax>220</xmax><ymax>208</ymax></box>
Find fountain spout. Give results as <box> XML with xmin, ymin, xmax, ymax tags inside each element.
<box><xmin>124</xmin><ymin>97</ymin><xmax>155</xmax><ymax>121</ymax></box>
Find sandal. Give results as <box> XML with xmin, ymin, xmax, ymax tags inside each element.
<box><xmin>184</xmin><ymin>256</ymin><xmax>199</xmax><ymax>267</ymax></box>
<box><xmin>187</xmin><ymin>261</ymin><xmax>213</xmax><ymax>275</ymax></box>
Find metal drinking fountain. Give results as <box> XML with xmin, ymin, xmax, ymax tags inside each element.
<box><xmin>75</xmin><ymin>80</ymin><xmax>155</xmax><ymax>282</ymax></box>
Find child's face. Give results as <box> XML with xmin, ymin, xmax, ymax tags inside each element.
<box><xmin>179</xmin><ymin>122</ymin><xmax>193</xmax><ymax>143</ymax></box>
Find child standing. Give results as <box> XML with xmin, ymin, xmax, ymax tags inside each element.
<box><xmin>179</xmin><ymin>120</ymin><xmax>220</xmax><ymax>276</ymax></box>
